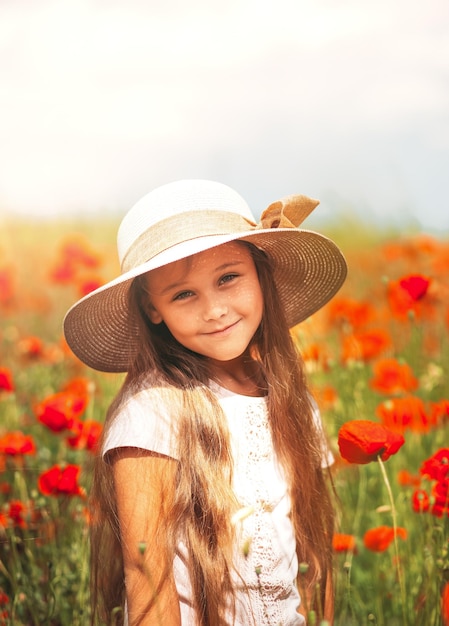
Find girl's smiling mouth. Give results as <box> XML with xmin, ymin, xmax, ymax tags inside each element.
<box><xmin>204</xmin><ymin>320</ymin><xmax>241</xmax><ymax>336</ymax></box>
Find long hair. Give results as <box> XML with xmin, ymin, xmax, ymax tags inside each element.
<box><xmin>89</xmin><ymin>241</ymin><xmax>335</xmax><ymax>625</ymax></box>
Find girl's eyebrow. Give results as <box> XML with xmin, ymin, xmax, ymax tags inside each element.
<box><xmin>214</xmin><ymin>260</ymin><xmax>244</xmax><ymax>272</ymax></box>
<box><xmin>160</xmin><ymin>260</ymin><xmax>244</xmax><ymax>295</ymax></box>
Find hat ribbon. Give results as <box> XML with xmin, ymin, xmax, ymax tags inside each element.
<box><xmin>121</xmin><ymin>195</ymin><xmax>319</xmax><ymax>273</ymax></box>
<box><xmin>256</xmin><ymin>194</ymin><xmax>319</xmax><ymax>229</ymax></box>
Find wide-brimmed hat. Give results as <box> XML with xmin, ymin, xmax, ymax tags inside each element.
<box><xmin>63</xmin><ymin>179</ymin><xmax>347</xmax><ymax>372</ymax></box>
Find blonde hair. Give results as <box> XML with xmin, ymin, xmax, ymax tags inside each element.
<box><xmin>89</xmin><ymin>242</ymin><xmax>335</xmax><ymax>625</ymax></box>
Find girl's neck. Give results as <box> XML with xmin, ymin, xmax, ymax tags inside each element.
<box><xmin>208</xmin><ymin>357</ymin><xmax>266</xmax><ymax>397</ymax></box>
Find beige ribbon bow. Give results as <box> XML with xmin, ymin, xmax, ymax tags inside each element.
<box><xmin>257</xmin><ymin>194</ymin><xmax>320</xmax><ymax>229</ymax></box>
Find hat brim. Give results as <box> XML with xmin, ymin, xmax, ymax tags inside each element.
<box><xmin>63</xmin><ymin>227</ymin><xmax>347</xmax><ymax>372</ymax></box>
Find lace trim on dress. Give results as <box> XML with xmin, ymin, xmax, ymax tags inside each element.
<box><xmin>231</xmin><ymin>399</ymin><xmax>299</xmax><ymax>626</ymax></box>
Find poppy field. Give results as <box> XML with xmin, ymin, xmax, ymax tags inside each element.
<box><xmin>0</xmin><ymin>216</ymin><xmax>448</xmax><ymax>625</ymax></box>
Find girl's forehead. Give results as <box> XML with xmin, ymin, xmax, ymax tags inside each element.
<box><xmin>147</xmin><ymin>241</ymin><xmax>252</xmax><ymax>284</ymax></box>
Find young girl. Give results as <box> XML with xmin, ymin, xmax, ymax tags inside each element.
<box><xmin>64</xmin><ymin>179</ymin><xmax>347</xmax><ymax>626</ymax></box>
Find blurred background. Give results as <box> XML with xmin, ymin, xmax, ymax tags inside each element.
<box><xmin>1</xmin><ymin>0</ymin><xmax>448</xmax><ymax>232</ymax></box>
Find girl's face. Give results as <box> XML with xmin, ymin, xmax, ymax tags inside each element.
<box><xmin>145</xmin><ymin>241</ymin><xmax>264</xmax><ymax>364</ymax></box>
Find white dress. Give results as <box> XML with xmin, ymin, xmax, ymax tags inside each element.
<box><xmin>103</xmin><ymin>382</ymin><xmax>332</xmax><ymax>625</ymax></box>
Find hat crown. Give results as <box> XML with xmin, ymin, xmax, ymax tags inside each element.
<box><xmin>117</xmin><ymin>180</ymin><xmax>254</xmax><ymax>266</ymax></box>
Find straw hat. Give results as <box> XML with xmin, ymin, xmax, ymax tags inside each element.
<box><xmin>63</xmin><ymin>179</ymin><xmax>347</xmax><ymax>372</ymax></box>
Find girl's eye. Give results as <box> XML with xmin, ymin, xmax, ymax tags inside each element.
<box><xmin>220</xmin><ymin>273</ymin><xmax>239</xmax><ymax>285</ymax></box>
<box><xmin>173</xmin><ymin>290</ymin><xmax>194</xmax><ymax>301</ymax></box>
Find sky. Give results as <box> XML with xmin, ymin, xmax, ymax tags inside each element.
<box><xmin>1</xmin><ymin>0</ymin><xmax>448</xmax><ymax>232</ymax></box>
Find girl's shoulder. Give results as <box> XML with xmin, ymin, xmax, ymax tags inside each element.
<box><xmin>118</xmin><ymin>370</ymin><xmax>189</xmax><ymax>410</ymax></box>
<box><xmin>102</xmin><ymin>375</ymin><xmax>183</xmax><ymax>460</ymax></box>
<box><xmin>124</xmin><ymin>377</ymin><xmax>181</xmax><ymax>407</ymax></box>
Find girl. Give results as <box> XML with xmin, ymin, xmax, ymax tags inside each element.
<box><xmin>64</xmin><ymin>179</ymin><xmax>347</xmax><ymax>626</ymax></box>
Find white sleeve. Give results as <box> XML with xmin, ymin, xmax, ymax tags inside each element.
<box><xmin>102</xmin><ymin>388</ymin><xmax>179</xmax><ymax>460</ymax></box>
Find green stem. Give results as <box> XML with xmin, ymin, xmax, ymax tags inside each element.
<box><xmin>342</xmin><ymin>466</ymin><xmax>367</xmax><ymax>618</ymax></box>
<box><xmin>377</xmin><ymin>455</ymin><xmax>406</xmax><ymax>626</ymax></box>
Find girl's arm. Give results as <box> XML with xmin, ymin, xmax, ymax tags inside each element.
<box><xmin>111</xmin><ymin>447</ymin><xmax>181</xmax><ymax>626</ymax></box>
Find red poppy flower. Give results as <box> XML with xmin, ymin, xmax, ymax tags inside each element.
<box><xmin>66</xmin><ymin>419</ymin><xmax>102</xmax><ymax>452</ymax></box>
<box><xmin>7</xmin><ymin>500</ymin><xmax>28</xmax><ymax>529</ymax></box>
<box><xmin>313</xmin><ymin>385</ymin><xmax>338</xmax><ymax>410</ymax></box>
<box><xmin>376</xmin><ymin>396</ymin><xmax>433</xmax><ymax>434</ymax></box>
<box><xmin>429</xmin><ymin>478</ymin><xmax>449</xmax><ymax>518</ymax></box>
<box><xmin>442</xmin><ymin>581</ymin><xmax>449</xmax><ymax>626</ymax></box>
<box><xmin>431</xmin><ymin>500</ymin><xmax>449</xmax><ymax>518</ymax></box>
<box><xmin>399</xmin><ymin>274</ymin><xmax>430</xmax><ymax>301</ymax></box>
<box><xmin>0</xmin><ymin>431</ymin><xmax>36</xmax><ymax>456</ymax></box>
<box><xmin>370</xmin><ymin>358</ymin><xmax>418</xmax><ymax>395</ymax></box>
<box><xmin>332</xmin><ymin>533</ymin><xmax>358</xmax><ymax>553</ymax></box>
<box><xmin>326</xmin><ymin>297</ymin><xmax>375</xmax><ymax>330</ymax></box>
<box><xmin>38</xmin><ymin>464</ymin><xmax>84</xmax><ymax>497</ymax></box>
<box><xmin>77</xmin><ymin>276</ymin><xmax>103</xmax><ymax>297</ymax></box>
<box><xmin>397</xmin><ymin>469</ymin><xmax>421</xmax><ymax>488</ymax></box>
<box><xmin>302</xmin><ymin>342</ymin><xmax>328</xmax><ymax>365</ymax></box>
<box><xmin>0</xmin><ymin>367</ymin><xmax>14</xmax><ymax>392</ymax></box>
<box><xmin>50</xmin><ymin>237</ymin><xmax>102</xmax><ymax>288</ymax></box>
<box><xmin>61</xmin><ymin>238</ymin><xmax>101</xmax><ymax>269</ymax></box>
<box><xmin>382</xmin><ymin>235</ymin><xmax>438</xmax><ymax>262</ymax></box>
<box><xmin>341</xmin><ymin>329</ymin><xmax>392</xmax><ymax>363</ymax></box>
<box><xmin>387</xmin><ymin>277</ymin><xmax>435</xmax><ymax>321</ymax></box>
<box><xmin>363</xmin><ymin>525</ymin><xmax>407</xmax><ymax>552</ymax></box>
<box><xmin>0</xmin><ymin>482</ymin><xmax>11</xmax><ymax>495</ymax></box>
<box><xmin>0</xmin><ymin>266</ymin><xmax>15</xmax><ymax>308</ymax></box>
<box><xmin>50</xmin><ymin>260</ymin><xmax>77</xmax><ymax>284</ymax></box>
<box><xmin>35</xmin><ymin>391</ymin><xmax>88</xmax><ymax>432</ymax></box>
<box><xmin>429</xmin><ymin>400</ymin><xmax>449</xmax><ymax>426</ymax></box>
<box><xmin>338</xmin><ymin>420</ymin><xmax>405</xmax><ymax>464</ymax></box>
<box><xmin>17</xmin><ymin>336</ymin><xmax>45</xmax><ymax>359</ymax></box>
<box><xmin>411</xmin><ymin>489</ymin><xmax>430</xmax><ymax>513</ymax></box>
<box><xmin>420</xmin><ymin>449</ymin><xmax>449</xmax><ymax>482</ymax></box>
<box><xmin>62</xmin><ymin>376</ymin><xmax>94</xmax><ymax>397</ymax></box>
<box><xmin>434</xmin><ymin>476</ymin><xmax>449</xmax><ymax>499</ymax></box>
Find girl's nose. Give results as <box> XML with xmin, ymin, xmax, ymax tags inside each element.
<box><xmin>202</xmin><ymin>294</ymin><xmax>228</xmax><ymax>321</ymax></box>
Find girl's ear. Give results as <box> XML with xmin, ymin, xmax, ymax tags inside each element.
<box><xmin>147</xmin><ymin>305</ymin><xmax>163</xmax><ymax>325</ymax></box>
